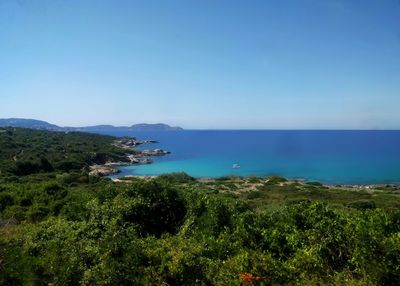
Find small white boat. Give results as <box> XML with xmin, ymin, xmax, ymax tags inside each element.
<box><xmin>232</xmin><ymin>163</ymin><xmax>241</xmax><ymax>169</ymax></box>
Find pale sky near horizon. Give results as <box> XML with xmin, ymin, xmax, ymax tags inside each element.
<box><xmin>1</xmin><ymin>0</ymin><xmax>400</xmax><ymax>129</ymax></box>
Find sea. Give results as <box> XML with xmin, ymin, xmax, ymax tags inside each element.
<box><xmin>93</xmin><ymin>130</ymin><xmax>400</xmax><ymax>185</ymax></box>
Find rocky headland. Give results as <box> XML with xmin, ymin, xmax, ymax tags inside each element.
<box><xmin>89</xmin><ymin>136</ymin><xmax>170</xmax><ymax>176</ymax></box>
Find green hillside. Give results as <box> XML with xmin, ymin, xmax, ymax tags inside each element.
<box><xmin>0</xmin><ymin>128</ymin><xmax>128</xmax><ymax>180</ymax></box>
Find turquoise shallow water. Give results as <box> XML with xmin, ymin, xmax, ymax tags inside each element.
<box><xmin>94</xmin><ymin>130</ymin><xmax>400</xmax><ymax>184</ymax></box>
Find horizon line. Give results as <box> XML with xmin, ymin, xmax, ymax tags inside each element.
<box><xmin>1</xmin><ymin>118</ymin><xmax>400</xmax><ymax>131</ymax></box>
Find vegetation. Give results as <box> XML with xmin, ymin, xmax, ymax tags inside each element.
<box><xmin>1</xmin><ymin>128</ymin><xmax>400</xmax><ymax>285</ymax></box>
<box><xmin>0</xmin><ymin>128</ymin><xmax>128</xmax><ymax>180</ymax></box>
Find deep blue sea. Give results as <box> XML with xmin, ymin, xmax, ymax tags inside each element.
<box><xmin>94</xmin><ymin>130</ymin><xmax>400</xmax><ymax>184</ymax></box>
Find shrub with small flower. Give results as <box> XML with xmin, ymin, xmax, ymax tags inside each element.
<box><xmin>240</xmin><ymin>272</ymin><xmax>264</xmax><ymax>286</ymax></box>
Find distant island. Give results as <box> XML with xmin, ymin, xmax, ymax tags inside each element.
<box><xmin>0</xmin><ymin>118</ymin><xmax>183</xmax><ymax>131</ymax></box>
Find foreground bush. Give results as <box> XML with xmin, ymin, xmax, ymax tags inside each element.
<box><xmin>1</xmin><ymin>177</ymin><xmax>399</xmax><ymax>285</ymax></box>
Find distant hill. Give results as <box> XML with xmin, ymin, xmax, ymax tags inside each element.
<box><xmin>0</xmin><ymin>118</ymin><xmax>183</xmax><ymax>131</ymax></box>
<box><xmin>131</xmin><ymin>123</ymin><xmax>183</xmax><ymax>131</ymax></box>
<box><xmin>68</xmin><ymin>123</ymin><xmax>183</xmax><ymax>132</ymax></box>
<box><xmin>0</xmin><ymin>118</ymin><xmax>60</xmax><ymax>130</ymax></box>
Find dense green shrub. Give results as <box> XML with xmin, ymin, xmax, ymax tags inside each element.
<box><xmin>0</xmin><ymin>193</ymin><xmax>14</xmax><ymax>212</ymax></box>
<box><xmin>349</xmin><ymin>199</ymin><xmax>376</xmax><ymax>210</ymax></box>
<box><xmin>246</xmin><ymin>191</ymin><xmax>264</xmax><ymax>200</ymax></box>
<box><xmin>121</xmin><ymin>180</ymin><xmax>187</xmax><ymax>237</ymax></box>
<box><xmin>306</xmin><ymin>181</ymin><xmax>324</xmax><ymax>186</ymax></box>
<box><xmin>13</xmin><ymin>160</ymin><xmax>40</xmax><ymax>175</ymax></box>
<box><xmin>158</xmin><ymin>172</ymin><xmax>196</xmax><ymax>184</ymax></box>
<box><xmin>265</xmin><ymin>175</ymin><xmax>287</xmax><ymax>185</ymax></box>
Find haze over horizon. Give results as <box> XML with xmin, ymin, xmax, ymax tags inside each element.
<box><xmin>1</xmin><ymin>0</ymin><xmax>400</xmax><ymax>129</ymax></box>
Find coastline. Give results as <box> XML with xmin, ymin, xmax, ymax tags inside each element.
<box><xmin>88</xmin><ymin>131</ymin><xmax>400</xmax><ymax>186</ymax></box>
<box><xmin>89</xmin><ymin>136</ymin><xmax>170</xmax><ymax>176</ymax></box>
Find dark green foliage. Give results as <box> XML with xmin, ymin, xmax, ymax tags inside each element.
<box><xmin>0</xmin><ymin>193</ymin><xmax>14</xmax><ymax>212</ymax></box>
<box><xmin>0</xmin><ymin>127</ymin><xmax>128</xmax><ymax>176</ymax></box>
<box><xmin>39</xmin><ymin>157</ymin><xmax>54</xmax><ymax>172</ymax></box>
<box><xmin>265</xmin><ymin>175</ymin><xmax>287</xmax><ymax>185</ymax></box>
<box><xmin>158</xmin><ymin>172</ymin><xmax>196</xmax><ymax>183</ymax></box>
<box><xmin>13</xmin><ymin>160</ymin><xmax>40</xmax><ymax>175</ymax></box>
<box><xmin>215</xmin><ymin>175</ymin><xmax>241</xmax><ymax>182</ymax></box>
<box><xmin>246</xmin><ymin>190</ymin><xmax>264</xmax><ymax>199</ymax></box>
<box><xmin>306</xmin><ymin>181</ymin><xmax>324</xmax><ymax>186</ymax></box>
<box><xmin>120</xmin><ymin>180</ymin><xmax>187</xmax><ymax>237</ymax></box>
<box><xmin>27</xmin><ymin>205</ymin><xmax>50</xmax><ymax>222</ymax></box>
<box><xmin>349</xmin><ymin>199</ymin><xmax>376</xmax><ymax>210</ymax></box>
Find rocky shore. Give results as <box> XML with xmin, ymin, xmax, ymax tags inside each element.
<box><xmin>89</xmin><ymin>136</ymin><xmax>169</xmax><ymax>176</ymax></box>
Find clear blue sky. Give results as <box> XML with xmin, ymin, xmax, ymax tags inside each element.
<box><xmin>1</xmin><ymin>0</ymin><xmax>399</xmax><ymax>129</ymax></box>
